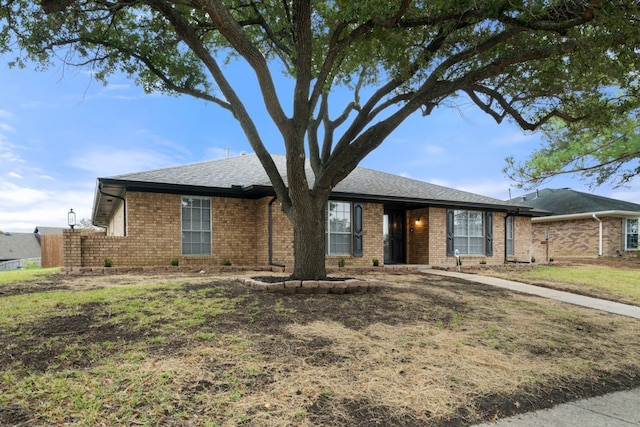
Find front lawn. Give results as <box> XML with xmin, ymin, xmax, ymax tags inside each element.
<box><xmin>482</xmin><ymin>264</ymin><xmax>640</xmax><ymax>306</ymax></box>
<box><xmin>1</xmin><ymin>270</ymin><xmax>639</xmax><ymax>426</ymax></box>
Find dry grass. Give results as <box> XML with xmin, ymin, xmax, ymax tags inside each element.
<box><xmin>1</xmin><ymin>270</ymin><xmax>639</xmax><ymax>426</ymax></box>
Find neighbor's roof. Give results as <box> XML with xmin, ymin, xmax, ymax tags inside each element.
<box><xmin>93</xmin><ymin>154</ymin><xmax>530</xmax><ymax>226</ymax></box>
<box><xmin>34</xmin><ymin>226</ymin><xmax>64</xmax><ymax>235</ymax></box>
<box><xmin>0</xmin><ymin>232</ymin><xmax>41</xmax><ymax>261</ymax></box>
<box><xmin>516</xmin><ymin>188</ymin><xmax>640</xmax><ymax>216</ymax></box>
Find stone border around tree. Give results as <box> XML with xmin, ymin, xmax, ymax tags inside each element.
<box><xmin>238</xmin><ymin>277</ymin><xmax>381</xmax><ymax>294</ymax></box>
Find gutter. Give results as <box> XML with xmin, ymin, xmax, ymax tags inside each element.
<box><xmin>592</xmin><ymin>213</ymin><xmax>602</xmax><ymax>256</ymax></box>
<box><xmin>268</xmin><ymin>197</ymin><xmax>286</xmax><ymax>268</ymax></box>
<box><xmin>98</xmin><ymin>183</ymin><xmax>127</xmax><ymax>236</ymax></box>
<box><xmin>532</xmin><ymin>210</ymin><xmax>640</xmax><ymax>222</ymax></box>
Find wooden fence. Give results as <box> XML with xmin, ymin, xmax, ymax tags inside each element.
<box><xmin>41</xmin><ymin>234</ymin><xmax>63</xmax><ymax>267</ymax></box>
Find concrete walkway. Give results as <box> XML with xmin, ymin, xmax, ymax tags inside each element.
<box><xmin>419</xmin><ymin>268</ymin><xmax>640</xmax><ymax>426</ymax></box>
<box><xmin>474</xmin><ymin>387</ymin><xmax>640</xmax><ymax>426</ymax></box>
<box><xmin>422</xmin><ymin>269</ymin><xmax>640</xmax><ymax>319</ymax></box>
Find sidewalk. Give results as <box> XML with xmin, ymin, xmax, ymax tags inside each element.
<box><xmin>474</xmin><ymin>387</ymin><xmax>640</xmax><ymax>426</ymax></box>
<box><xmin>423</xmin><ymin>269</ymin><xmax>640</xmax><ymax>319</ymax></box>
<box><xmin>420</xmin><ymin>268</ymin><xmax>640</xmax><ymax>426</ymax></box>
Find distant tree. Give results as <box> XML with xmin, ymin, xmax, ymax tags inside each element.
<box><xmin>77</xmin><ymin>218</ymin><xmax>105</xmax><ymax>232</ymax></box>
<box><xmin>2</xmin><ymin>1</ymin><xmax>639</xmax><ymax>279</ymax></box>
<box><xmin>505</xmin><ymin>114</ymin><xmax>640</xmax><ymax>189</ymax></box>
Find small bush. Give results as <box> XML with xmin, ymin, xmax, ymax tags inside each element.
<box><xmin>531</xmin><ymin>257</ymin><xmax>536</xmax><ymax>263</ymax></box>
<box><xmin>549</xmin><ymin>257</ymin><xmax>554</xmax><ymax>262</ymax></box>
<box><xmin>372</xmin><ymin>258</ymin><xmax>380</xmax><ymax>267</ymax></box>
<box><xmin>104</xmin><ymin>258</ymin><xmax>112</xmax><ymax>267</ymax></box>
<box><xmin>170</xmin><ymin>258</ymin><xmax>179</xmax><ymax>266</ymax></box>
<box><xmin>479</xmin><ymin>259</ymin><xmax>487</xmax><ymax>265</ymax></box>
<box><xmin>223</xmin><ymin>259</ymin><xmax>232</xmax><ymax>266</ymax></box>
<box><xmin>338</xmin><ymin>258</ymin><xmax>346</xmax><ymax>267</ymax></box>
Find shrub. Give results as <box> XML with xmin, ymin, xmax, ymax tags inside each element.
<box><xmin>479</xmin><ymin>259</ymin><xmax>487</xmax><ymax>265</ymax></box>
<box><xmin>549</xmin><ymin>257</ymin><xmax>554</xmax><ymax>262</ymax></box>
<box><xmin>104</xmin><ymin>258</ymin><xmax>112</xmax><ymax>267</ymax></box>
<box><xmin>372</xmin><ymin>258</ymin><xmax>380</xmax><ymax>267</ymax></box>
<box><xmin>170</xmin><ymin>258</ymin><xmax>179</xmax><ymax>266</ymax></box>
<box><xmin>223</xmin><ymin>259</ymin><xmax>232</xmax><ymax>266</ymax></box>
<box><xmin>338</xmin><ymin>258</ymin><xmax>346</xmax><ymax>267</ymax></box>
<box><xmin>531</xmin><ymin>256</ymin><xmax>536</xmax><ymax>263</ymax></box>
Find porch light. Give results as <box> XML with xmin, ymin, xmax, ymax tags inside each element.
<box><xmin>68</xmin><ymin>208</ymin><xmax>76</xmax><ymax>230</ymax></box>
<box><xmin>415</xmin><ymin>218</ymin><xmax>421</xmax><ymax>225</ymax></box>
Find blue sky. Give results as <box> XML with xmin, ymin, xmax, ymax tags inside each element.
<box><xmin>2</xmin><ymin>58</ymin><xmax>640</xmax><ymax>233</ymax></box>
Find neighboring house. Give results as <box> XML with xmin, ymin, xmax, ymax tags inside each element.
<box><xmin>0</xmin><ymin>227</ymin><xmax>65</xmax><ymax>270</ymax></box>
<box><xmin>65</xmin><ymin>154</ymin><xmax>535</xmax><ymax>268</ymax></box>
<box><xmin>0</xmin><ymin>231</ymin><xmax>42</xmax><ymax>270</ymax></box>
<box><xmin>516</xmin><ymin>188</ymin><xmax>640</xmax><ymax>260</ymax></box>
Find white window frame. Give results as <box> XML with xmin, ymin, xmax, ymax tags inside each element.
<box><xmin>453</xmin><ymin>210</ymin><xmax>485</xmax><ymax>255</ymax></box>
<box><xmin>626</xmin><ymin>218</ymin><xmax>639</xmax><ymax>250</ymax></box>
<box><xmin>181</xmin><ymin>196</ymin><xmax>212</xmax><ymax>256</ymax></box>
<box><xmin>326</xmin><ymin>201</ymin><xmax>352</xmax><ymax>255</ymax></box>
<box><xmin>506</xmin><ymin>216</ymin><xmax>514</xmax><ymax>256</ymax></box>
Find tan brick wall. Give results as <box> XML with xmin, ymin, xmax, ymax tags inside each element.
<box><xmin>407</xmin><ymin>208</ymin><xmax>429</xmax><ymax>264</ymax></box>
<box><xmin>425</xmin><ymin>208</ymin><xmax>530</xmax><ymax>266</ymax></box>
<box><xmin>326</xmin><ymin>202</ymin><xmax>384</xmax><ymax>267</ymax></box>
<box><xmin>68</xmin><ymin>193</ymin><xmax>385</xmax><ymax>268</ymax></box>
<box><xmin>532</xmin><ymin>216</ymin><xmax>627</xmax><ymax>260</ymax></box>
<box><xmin>106</xmin><ymin>200</ymin><xmax>125</xmax><ymax>236</ymax></box>
<box><xmin>513</xmin><ymin>215</ymin><xmax>532</xmax><ymax>262</ymax></box>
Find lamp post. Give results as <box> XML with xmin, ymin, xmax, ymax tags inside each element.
<box><xmin>68</xmin><ymin>208</ymin><xmax>76</xmax><ymax>230</ymax></box>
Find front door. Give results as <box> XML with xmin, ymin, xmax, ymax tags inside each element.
<box><xmin>384</xmin><ymin>210</ymin><xmax>405</xmax><ymax>264</ymax></box>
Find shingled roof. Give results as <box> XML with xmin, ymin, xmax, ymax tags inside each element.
<box><xmin>94</xmin><ymin>154</ymin><xmax>529</xmax><ymax>225</ymax></box>
<box><xmin>0</xmin><ymin>232</ymin><xmax>41</xmax><ymax>261</ymax></box>
<box><xmin>517</xmin><ymin>188</ymin><xmax>640</xmax><ymax>216</ymax></box>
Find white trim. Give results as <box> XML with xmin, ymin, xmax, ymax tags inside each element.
<box><xmin>532</xmin><ymin>210</ymin><xmax>640</xmax><ymax>223</ymax></box>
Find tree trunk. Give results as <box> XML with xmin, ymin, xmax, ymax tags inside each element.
<box><xmin>289</xmin><ymin>195</ymin><xmax>327</xmax><ymax>280</ymax></box>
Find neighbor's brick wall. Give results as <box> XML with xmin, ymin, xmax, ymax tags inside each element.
<box><xmin>532</xmin><ymin>217</ymin><xmax>625</xmax><ymax>260</ymax></box>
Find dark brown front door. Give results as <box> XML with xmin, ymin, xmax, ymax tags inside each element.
<box><xmin>384</xmin><ymin>210</ymin><xmax>405</xmax><ymax>264</ymax></box>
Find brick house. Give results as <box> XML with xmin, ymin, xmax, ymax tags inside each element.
<box><xmin>517</xmin><ymin>188</ymin><xmax>640</xmax><ymax>261</ymax></box>
<box><xmin>64</xmin><ymin>154</ymin><xmax>534</xmax><ymax>268</ymax></box>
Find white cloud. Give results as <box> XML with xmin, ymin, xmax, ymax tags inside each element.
<box><xmin>0</xmin><ymin>181</ymin><xmax>93</xmax><ymax>232</ymax></box>
<box><xmin>69</xmin><ymin>148</ymin><xmax>177</xmax><ymax>176</ymax></box>
<box><xmin>8</xmin><ymin>172</ymin><xmax>22</xmax><ymax>179</ymax></box>
<box><xmin>0</xmin><ymin>109</ymin><xmax>14</xmax><ymax>119</ymax></box>
<box><xmin>0</xmin><ymin>123</ymin><xmax>15</xmax><ymax>133</ymax></box>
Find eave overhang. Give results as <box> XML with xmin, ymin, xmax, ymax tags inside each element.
<box><xmin>92</xmin><ymin>178</ymin><xmax>533</xmax><ymax>227</ymax></box>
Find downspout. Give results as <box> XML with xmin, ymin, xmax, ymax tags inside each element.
<box><xmin>592</xmin><ymin>213</ymin><xmax>602</xmax><ymax>256</ymax></box>
<box><xmin>268</xmin><ymin>197</ymin><xmax>286</xmax><ymax>268</ymax></box>
<box><xmin>99</xmin><ymin>183</ymin><xmax>127</xmax><ymax>236</ymax></box>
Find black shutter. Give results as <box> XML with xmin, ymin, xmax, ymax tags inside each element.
<box><xmin>446</xmin><ymin>209</ymin><xmax>454</xmax><ymax>256</ymax></box>
<box><xmin>486</xmin><ymin>212</ymin><xmax>493</xmax><ymax>256</ymax></box>
<box><xmin>353</xmin><ymin>202</ymin><xmax>364</xmax><ymax>257</ymax></box>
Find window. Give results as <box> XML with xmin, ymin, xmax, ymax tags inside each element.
<box><xmin>627</xmin><ymin>218</ymin><xmax>639</xmax><ymax>250</ymax></box>
<box><xmin>453</xmin><ymin>210</ymin><xmax>485</xmax><ymax>255</ymax></box>
<box><xmin>181</xmin><ymin>196</ymin><xmax>211</xmax><ymax>255</ymax></box>
<box><xmin>506</xmin><ymin>216</ymin><xmax>514</xmax><ymax>255</ymax></box>
<box><xmin>326</xmin><ymin>201</ymin><xmax>351</xmax><ymax>255</ymax></box>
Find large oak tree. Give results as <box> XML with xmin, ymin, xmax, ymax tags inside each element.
<box><xmin>2</xmin><ymin>0</ymin><xmax>639</xmax><ymax>279</ymax></box>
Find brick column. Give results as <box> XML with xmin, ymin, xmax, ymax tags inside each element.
<box><xmin>63</xmin><ymin>229</ymin><xmax>82</xmax><ymax>267</ymax></box>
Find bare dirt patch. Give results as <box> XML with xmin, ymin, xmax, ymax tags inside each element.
<box><xmin>1</xmin><ymin>270</ymin><xmax>639</xmax><ymax>426</ymax></box>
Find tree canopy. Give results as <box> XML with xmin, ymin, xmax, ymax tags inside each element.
<box><xmin>2</xmin><ymin>0</ymin><xmax>639</xmax><ymax>278</ymax></box>
<box><xmin>505</xmin><ymin>113</ymin><xmax>640</xmax><ymax>189</ymax></box>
